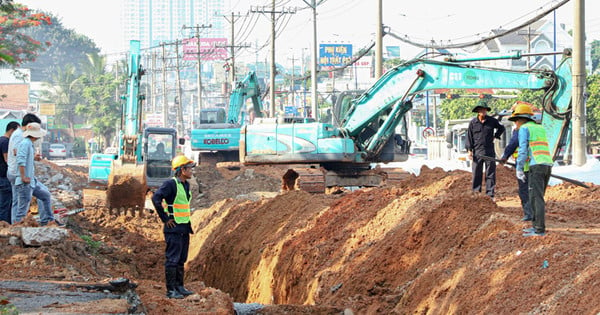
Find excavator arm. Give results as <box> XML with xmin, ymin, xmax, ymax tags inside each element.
<box><xmin>227</xmin><ymin>71</ymin><xmax>264</xmax><ymax>124</ymax></box>
<box><xmin>341</xmin><ymin>55</ymin><xmax>571</xmax><ymax>161</ymax></box>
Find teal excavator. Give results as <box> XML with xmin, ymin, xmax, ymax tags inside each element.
<box><xmin>190</xmin><ymin>71</ymin><xmax>264</xmax><ymax>164</ymax></box>
<box><xmin>240</xmin><ymin>51</ymin><xmax>573</xmax><ymax>192</ymax></box>
<box><xmin>85</xmin><ymin>40</ymin><xmax>180</xmax><ymax>209</ymax></box>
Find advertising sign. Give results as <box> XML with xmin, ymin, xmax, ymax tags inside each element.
<box><xmin>39</xmin><ymin>103</ymin><xmax>56</xmax><ymax>116</ymax></box>
<box><xmin>145</xmin><ymin>113</ymin><xmax>164</xmax><ymax>127</ymax></box>
<box><xmin>183</xmin><ymin>38</ymin><xmax>228</xmax><ymax>61</ymax></box>
<box><xmin>319</xmin><ymin>44</ymin><xmax>352</xmax><ymax>67</ymax></box>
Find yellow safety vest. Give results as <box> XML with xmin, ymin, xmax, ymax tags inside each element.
<box><xmin>164</xmin><ymin>178</ymin><xmax>191</xmax><ymax>224</ymax></box>
<box><xmin>524</xmin><ymin>121</ymin><xmax>553</xmax><ymax>165</ymax></box>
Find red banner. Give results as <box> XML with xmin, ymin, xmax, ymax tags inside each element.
<box><xmin>183</xmin><ymin>38</ymin><xmax>228</xmax><ymax>61</ymax></box>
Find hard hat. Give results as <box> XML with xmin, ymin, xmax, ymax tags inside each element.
<box><xmin>508</xmin><ymin>113</ymin><xmax>534</xmax><ymax>122</ymax></box>
<box><xmin>511</xmin><ymin>102</ymin><xmax>535</xmax><ymax>116</ymax></box>
<box><xmin>171</xmin><ymin>155</ymin><xmax>195</xmax><ymax>170</ymax></box>
<box><xmin>472</xmin><ymin>100</ymin><xmax>491</xmax><ymax>113</ymax></box>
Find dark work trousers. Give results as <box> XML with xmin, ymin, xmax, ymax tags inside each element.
<box><xmin>471</xmin><ymin>154</ymin><xmax>496</xmax><ymax>197</ymax></box>
<box><xmin>518</xmin><ymin>172</ymin><xmax>532</xmax><ymax>220</ymax></box>
<box><xmin>0</xmin><ymin>177</ymin><xmax>11</xmax><ymax>223</ymax></box>
<box><xmin>164</xmin><ymin>232</ymin><xmax>190</xmax><ymax>268</ymax></box>
<box><xmin>528</xmin><ymin>164</ymin><xmax>552</xmax><ymax>234</ymax></box>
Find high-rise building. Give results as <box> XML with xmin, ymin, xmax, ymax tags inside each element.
<box><xmin>122</xmin><ymin>0</ymin><xmax>226</xmax><ymax>49</ymax></box>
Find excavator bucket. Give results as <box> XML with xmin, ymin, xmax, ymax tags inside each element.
<box><xmin>106</xmin><ymin>162</ymin><xmax>147</xmax><ymax>210</ymax></box>
<box><xmin>83</xmin><ymin>161</ymin><xmax>148</xmax><ymax>213</ymax></box>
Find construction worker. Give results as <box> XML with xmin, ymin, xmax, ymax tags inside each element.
<box><xmin>508</xmin><ymin>110</ymin><xmax>553</xmax><ymax>237</ymax></box>
<box><xmin>501</xmin><ymin>102</ymin><xmax>536</xmax><ymax>221</ymax></box>
<box><xmin>466</xmin><ymin>100</ymin><xmax>506</xmax><ymax>200</ymax></box>
<box><xmin>152</xmin><ymin>155</ymin><xmax>196</xmax><ymax>298</ymax></box>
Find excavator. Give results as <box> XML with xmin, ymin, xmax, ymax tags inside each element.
<box><xmin>85</xmin><ymin>40</ymin><xmax>180</xmax><ymax>210</ymax></box>
<box><xmin>240</xmin><ymin>50</ymin><xmax>573</xmax><ymax>193</ymax></box>
<box><xmin>190</xmin><ymin>71</ymin><xmax>264</xmax><ymax>164</ymax></box>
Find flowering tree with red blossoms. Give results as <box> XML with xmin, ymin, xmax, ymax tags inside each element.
<box><xmin>0</xmin><ymin>2</ymin><xmax>52</xmax><ymax>66</ymax></box>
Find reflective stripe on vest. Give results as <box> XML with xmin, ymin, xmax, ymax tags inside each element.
<box><xmin>163</xmin><ymin>178</ymin><xmax>191</xmax><ymax>224</ymax></box>
<box><xmin>524</xmin><ymin>122</ymin><xmax>553</xmax><ymax>165</ymax></box>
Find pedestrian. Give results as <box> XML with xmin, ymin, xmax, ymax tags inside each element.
<box><xmin>508</xmin><ymin>111</ymin><xmax>553</xmax><ymax>237</ymax></box>
<box><xmin>501</xmin><ymin>103</ymin><xmax>535</xmax><ymax>221</ymax></box>
<box><xmin>466</xmin><ymin>101</ymin><xmax>506</xmax><ymax>200</ymax></box>
<box><xmin>14</xmin><ymin>122</ymin><xmax>59</xmax><ymax>226</ymax></box>
<box><xmin>7</xmin><ymin>113</ymin><xmax>42</xmax><ymax>224</ymax></box>
<box><xmin>0</xmin><ymin>121</ymin><xmax>20</xmax><ymax>224</ymax></box>
<box><xmin>152</xmin><ymin>154</ymin><xmax>196</xmax><ymax>299</ymax></box>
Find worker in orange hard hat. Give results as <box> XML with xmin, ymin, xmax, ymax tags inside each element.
<box><xmin>151</xmin><ymin>154</ymin><xmax>197</xmax><ymax>299</ymax></box>
<box><xmin>501</xmin><ymin>102</ymin><xmax>537</xmax><ymax>222</ymax></box>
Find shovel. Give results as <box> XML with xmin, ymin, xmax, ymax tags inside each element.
<box><xmin>476</xmin><ymin>155</ymin><xmax>590</xmax><ymax>189</ymax></box>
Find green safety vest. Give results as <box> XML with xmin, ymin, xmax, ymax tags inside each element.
<box><xmin>523</xmin><ymin>121</ymin><xmax>553</xmax><ymax>165</ymax></box>
<box><xmin>164</xmin><ymin>178</ymin><xmax>191</xmax><ymax>224</ymax></box>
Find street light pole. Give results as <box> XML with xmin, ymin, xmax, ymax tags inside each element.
<box><xmin>310</xmin><ymin>0</ymin><xmax>318</xmax><ymax>119</ymax></box>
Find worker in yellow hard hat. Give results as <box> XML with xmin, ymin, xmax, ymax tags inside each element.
<box><xmin>500</xmin><ymin>102</ymin><xmax>536</xmax><ymax>222</ymax></box>
<box><xmin>508</xmin><ymin>105</ymin><xmax>552</xmax><ymax>237</ymax></box>
<box><xmin>151</xmin><ymin>154</ymin><xmax>197</xmax><ymax>298</ymax></box>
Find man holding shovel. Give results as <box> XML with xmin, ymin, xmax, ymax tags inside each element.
<box><xmin>508</xmin><ymin>109</ymin><xmax>553</xmax><ymax>237</ymax></box>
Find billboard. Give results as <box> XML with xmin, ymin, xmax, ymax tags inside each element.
<box><xmin>183</xmin><ymin>38</ymin><xmax>228</xmax><ymax>61</ymax></box>
<box><xmin>319</xmin><ymin>44</ymin><xmax>352</xmax><ymax>67</ymax></box>
<box><xmin>39</xmin><ymin>103</ymin><xmax>56</xmax><ymax>116</ymax></box>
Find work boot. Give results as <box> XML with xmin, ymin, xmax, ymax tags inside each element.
<box><xmin>165</xmin><ymin>267</ymin><xmax>184</xmax><ymax>299</ymax></box>
<box><xmin>175</xmin><ymin>266</ymin><xmax>194</xmax><ymax>296</ymax></box>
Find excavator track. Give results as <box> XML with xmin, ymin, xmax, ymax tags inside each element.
<box><xmin>380</xmin><ymin>167</ymin><xmax>412</xmax><ymax>185</ymax></box>
<box><xmin>282</xmin><ymin>168</ymin><xmax>326</xmax><ymax>193</ymax></box>
<box><xmin>281</xmin><ymin>166</ymin><xmax>410</xmax><ymax>193</ymax></box>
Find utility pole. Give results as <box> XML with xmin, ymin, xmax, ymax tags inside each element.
<box><xmin>151</xmin><ymin>52</ymin><xmax>156</xmax><ymax>112</ymax></box>
<box><xmin>222</xmin><ymin>12</ymin><xmax>249</xmax><ymax>86</ymax></box>
<box><xmin>250</xmin><ymin>5</ymin><xmax>295</xmax><ymax>117</ymax></box>
<box><xmin>301</xmin><ymin>0</ymin><xmax>322</xmax><ymax>119</ymax></box>
<box><xmin>288</xmin><ymin>53</ymin><xmax>299</xmax><ymax>107</ymax></box>
<box><xmin>517</xmin><ymin>26</ymin><xmax>538</xmax><ymax>70</ymax></box>
<box><xmin>182</xmin><ymin>24</ymin><xmax>212</xmax><ymax>114</ymax></box>
<box><xmin>175</xmin><ymin>41</ymin><xmax>184</xmax><ymax>136</ymax></box>
<box><xmin>572</xmin><ymin>0</ymin><xmax>586</xmax><ymax>166</ymax></box>
<box><xmin>161</xmin><ymin>43</ymin><xmax>168</xmax><ymax>127</ymax></box>
<box><xmin>375</xmin><ymin>0</ymin><xmax>383</xmax><ymax>78</ymax></box>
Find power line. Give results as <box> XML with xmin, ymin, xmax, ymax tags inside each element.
<box><xmin>386</xmin><ymin>0</ymin><xmax>569</xmax><ymax>50</ymax></box>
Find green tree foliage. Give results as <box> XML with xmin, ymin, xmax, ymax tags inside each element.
<box><xmin>0</xmin><ymin>2</ymin><xmax>51</xmax><ymax>66</ymax></box>
<box><xmin>40</xmin><ymin>64</ymin><xmax>83</xmax><ymax>137</ymax></box>
<box><xmin>20</xmin><ymin>10</ymin><xmax>100</xmax><ymax>81</ymax></box>
<box><xmin>586</xmin><ymin>74</ymin><xmax>600</xmax><ymax>141</ymax></box>
<box><xmin>438</xmin><ymin>90</ymin><xmax>545</xmax><ymax>121</ymax></box>
<box><xmin>591</xmin><ymin>40</ymin><xmax>600</xmax><ymax>74</ymax></box>
<box><xmin>75</xmin><ymin>55</ymin><xmax>122</xmax><ymax>146</ymax></box>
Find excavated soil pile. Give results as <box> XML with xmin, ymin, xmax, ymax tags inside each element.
<box><xmin>1</xmin><ymin>163</ymin><xmax>599</xmax><ymax>314</ymax></box>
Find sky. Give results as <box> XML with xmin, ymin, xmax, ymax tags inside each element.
<box><xmin>16</xmin><ymin>0</ymin><xmax>600</xmax><ymax>64</ymax></box>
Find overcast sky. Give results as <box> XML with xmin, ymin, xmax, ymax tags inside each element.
<box><xmin>17</xmin><ymin>0</ymin><xmax>600</xmax><ymax>63</ymax></box>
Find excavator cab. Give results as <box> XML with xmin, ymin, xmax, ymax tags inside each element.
<box><xmin>144</xmin><ymin>127</ymin><xmax>178</xmax><ymax>189</ymax></box>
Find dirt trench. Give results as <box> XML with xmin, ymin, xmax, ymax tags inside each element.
<box><xmin>1</xmin><ymin>163</ymin><xmax>600</xmax><ymax>314</ymax></box>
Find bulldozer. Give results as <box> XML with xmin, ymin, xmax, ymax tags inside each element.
<box><xmin>84</xmin><ymin>40</ymin><xmax>180</xmax><ymax>212</ymax></box>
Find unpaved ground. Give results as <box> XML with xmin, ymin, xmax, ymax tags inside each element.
<box><xmin>1</xmin><ymin>160</ymin><xmax>600</xmax><ymax>314</ymax></box>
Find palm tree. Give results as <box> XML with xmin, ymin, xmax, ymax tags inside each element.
<box><xmin>40</xmin><ymin>64</ymin><xmax>82</xmax><ymax>139</ymax></box>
